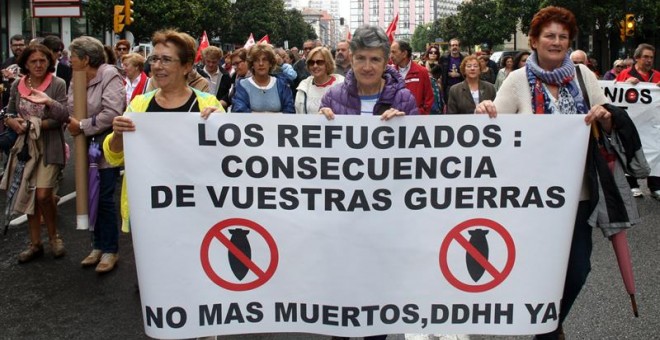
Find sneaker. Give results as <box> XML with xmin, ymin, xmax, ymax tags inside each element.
<box><xmin>18</xmin><ymin>243</ymin><xmax>44</xmax><ymax>263</ymax></box>
<box><xmin>95</xmin><ymin>253</ymin><xmax>119</xmax><ymax>273</ymax></box>
<box><xmin>651</xmin><ymin>190</ymin><xmax>660</xmax><ymax>201</ymax></box>
<box><xmin>50</xmin><ymin>237</ymin><xmax>66</xmax><ymax>258</ymax></box>
<box><xmin>81</xmin><ymin>249</ymin><xmax>103</xmax><ymax>267</ymax></box>
<box><xmin>631</xmin><ymin>188</ymin><xmax>643</xmax><ymax>197</ymax></box>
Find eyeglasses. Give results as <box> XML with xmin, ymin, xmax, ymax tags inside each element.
<box><xmin>116</xmin><ymin>47</ymin><xmax>128</xmax><ymax>52</ymax></box>
<box><xmin>306</xmin><ymin>59</ymin><xmax>326</xmax><ymax>67</ymax></box>
<box><xmin>615</xmin><ymin>65</ymin><xmax>624</xmax><ymax>69</ymax></box>
<box><xmin>147</xmin><ymin>55</ymin><xmax>180</xmax><ymax>66</ymax></box>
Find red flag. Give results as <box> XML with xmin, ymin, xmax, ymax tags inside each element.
<box><xmin>243</xmin><ymin>33</ymin><xmax>255</xmax><ymax>49</ymax></box>
<box><xmin>258</xmin><ymin>35</ymin><xmax>270</xmax><ymax>44</ymax></box>
<box><xmin>385</xmin><ymin>13</ymin><xmax>399</xmax><ymax>43</ymax></box>
<box><xmin>194</xmin><ymin>31</ymin><xmax>209</xmax><ymax>63</ymax></box>
<box><xmin>347</xmin><ymin>30</ymin><xmax>352</xmax><ymax>41</ymax></box>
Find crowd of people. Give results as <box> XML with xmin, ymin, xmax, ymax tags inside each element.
<box><xmin>1</xmin><ymin>5</ymin><xmax>659</xmax><ymax>340</ymax></box>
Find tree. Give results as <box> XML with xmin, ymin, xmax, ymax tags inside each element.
<box><xmin>278</xmin><ymin>9</ymin><xmax>318</xmax><ymax>49</ymax></box>
<box><xmin>411</xmin><ymin>23</ymin><xmax>433</xmax><ymax>52</ymax></box>
<box><xmin>455</xmin><ymin>0</ymin><xmax>518</xmax><ymax>48</ymax></box>
<box><xmin>86</xmin><ymin>0</ymin><xmax>233</xmax><ymax>43</ymax></box>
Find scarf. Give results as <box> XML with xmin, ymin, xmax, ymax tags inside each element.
<box><xmin>526</xmin><ymin>51</ymin><xmax>588</xmax><ymax>114</ymax></box>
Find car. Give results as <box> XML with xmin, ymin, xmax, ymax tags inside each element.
<box><xmin>490</xmin><ymin>50</ymin><xmax>523</xmax><ymax>67</ymax></box>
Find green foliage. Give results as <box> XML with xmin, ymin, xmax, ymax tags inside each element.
<box><xmin>85</xmin><ymin>0</ymin><xmax>316</xmax><ymax>48</ymax></box>
<box><xmin>455</xmin><ymin>0</ymin><xmax>518</xmax><ymax>48</ymax></box>
<box><xmin>411</xmin><ymin>23</ymin><xmax>433</xmax><ymax>52</ymax></box>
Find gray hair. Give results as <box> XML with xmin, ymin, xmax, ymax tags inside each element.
<box><xmin>633</xmin><ymin>43</ymin><xmax>655</xmax><ymax>59</ymax></box>
<box><xmin>69</xmin><ymin>36</ymin><xmax>106</xmax><ymax>68</ymax></box>
<box><xmin>350</xmin><ymin>25</ymin><xmax>390</xmax><ymax>57</ymax></box>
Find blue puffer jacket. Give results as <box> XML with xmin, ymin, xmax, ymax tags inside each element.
<box><xmin>232</xmin><ymin>73</ymin><xmax>295</xmax><ymax>113</ymax></box>
<box><xmin>320</xmin><ymin>66</ymin><xmax>419</xmax><ymax>115</ymax></box>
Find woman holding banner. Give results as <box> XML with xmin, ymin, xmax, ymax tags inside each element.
<box><xmin>319</xmin><ymin>25</ymin><xmax>418</xmax><ymax>119</ymax></box>
<box><xmin>474</xmin><ymin>6</ymin><xmax>642</xmax><ymax>339</ymax></box>
<box><xmin>67</xmin><ymin>36</ymin><xmax>125</xmax><ymax>273</ymax></box>
<box><xmin>104</xmin><ymin>29</ymin><xmax>223</xmax><ymax>242</ymax></box>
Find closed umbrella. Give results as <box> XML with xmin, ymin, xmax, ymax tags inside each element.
<box><xmin>592</xmin><ymin>123</ymin><xmax>639</xmax><ymax>317</ymax></box>
<box><xmin>87</xmin><ymin>140</ymin><xmax>101</xmax><ymax>231</ymax></box>
<box><xmin>3</xmin><ymin>121</ymin><xmax>31</xmax><ymax>235</ymax></box>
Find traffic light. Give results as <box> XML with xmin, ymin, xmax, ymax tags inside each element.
<box><xmin>340</xmin><ymin>17</ymin><xmax>344</xmax><ymax>26</ymax></box>
<box><xmin>619</xmin><ymin>20</ymin><xmax>625</xmax><ymax>42</ymax></box>
<box><xmin>113</xmin><ymin>5</ymin><xmax>125</xmax><ymax>34</ymax></box>
<box><xmin>124</xmin><ymin>0</ymin><xmax>134</xmax><ymax>26</ymax></box>
<box><xmin>625</xmin><ymin>14</ymin><xmax>635</xmax><ymax>37</ymax></box>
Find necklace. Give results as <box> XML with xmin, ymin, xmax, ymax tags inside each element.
<box><xmin>27</xmin><ymin>76</ymin><xmax>33</xmax><ymax>89</ymax></box>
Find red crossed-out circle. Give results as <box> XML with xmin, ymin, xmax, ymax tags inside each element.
<box><xmin>200</xmin><ymin>218</ymin><xmax>278</xmax><ymax>291</ymax></box>
<box><xmin>439</xmin><ymin>218</ymin><xmax>515</xmax><ymax>293</ymax></box>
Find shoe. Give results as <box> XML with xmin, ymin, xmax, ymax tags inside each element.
<box><xmin>95</xmin><ymin>253</ymin><xmax>119</xmax><ymax>273</ymax></box>
<box><xmin>651</xmin><ymin>190</ymin><xmax>660</xmax><ymax>201</ymax></box>
<box><xmin>18</xmin><ymin>243</ymin><xmax>44</xmax><ymax>263</ymax></box>
<box><xmin>631</xmin><ymin>188</ymin><xmax>643</xmax><ymax>197</ymax></box>
<box><xmin>50</xmin><ymin>237</ymin><xmax>66</xmax><ymax>258</ymax></box>
<box><xmin>81</xmin><ymin>249</ymin><xmax>103</xmax><ymax>267</ymax></box>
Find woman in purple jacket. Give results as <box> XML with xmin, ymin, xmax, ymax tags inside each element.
<box><xmin>320</xmin><ymin>25</ymin><xmax>418</xmax><ymax>120</ymax></box>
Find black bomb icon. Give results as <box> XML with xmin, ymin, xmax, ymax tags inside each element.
<box><xmin>228</xmin><ymin>228</ymin><xmax>251</xmax><ymax>280</ymax></box>
<box><xmin>466</xmin><ymin>229</ymin><xmax>489</xmax><ymax>282</ymax></box>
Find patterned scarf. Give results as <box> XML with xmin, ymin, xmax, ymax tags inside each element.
<box><xmin>526</xmin><ymin>51</ymin><xmax>588</xmax><ymax>114</ymax></box>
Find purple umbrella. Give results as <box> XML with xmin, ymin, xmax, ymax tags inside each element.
<box><xmin>87</xmin><ymin>140</ymin><xmax>101</xmax><ymax>231</ymax></box>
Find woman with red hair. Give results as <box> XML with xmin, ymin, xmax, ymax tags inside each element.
<box><xmin>475</xmin><ymin>7</ymin><xmax>642</xmax><ymax>340</ymax></box>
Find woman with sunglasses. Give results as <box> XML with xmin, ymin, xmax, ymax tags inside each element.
<box><xmin>602</xmin><ymin>59</ymin><xmax>624</xmax><ymax>80</ymax></box>
<box><xmin>295</xmin><ymin>47</ymin><xmax>344</xmax><ymax>114</ymax></box>
<box><xmin>421</xmin><ymin>45</ymin><xmax>440</xmax><ymax>73</ymax></box>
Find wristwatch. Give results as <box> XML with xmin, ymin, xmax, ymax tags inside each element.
<box><xmin>79</xmin><ymin>121</ymin><xmax>83</xmax><ymax>131</ymax></box>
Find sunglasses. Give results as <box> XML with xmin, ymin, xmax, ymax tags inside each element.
<box><xmin>116</xmin><ymin>47</ymin><xmax>128</xmax><ymax>51</ymax></box>
<box><xmin>428</xmin><ymin>51</ymin><xmax>438</xmax><ymax>55</ymax></box>
<box><xmin>307</xmin><ymin>59</ymin><xmax>326</xmax><ymax>67</ymax></box>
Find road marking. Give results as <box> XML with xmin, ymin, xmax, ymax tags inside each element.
<box><xmin>9</xmin><ymin>191</ymin><xmax>76</xmax><ymax>226</ymax></box>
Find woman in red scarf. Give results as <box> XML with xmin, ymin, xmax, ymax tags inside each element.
<box><xmin>121</xmin><ymin>53</ymin><xmax>148</xmax><ymax>105</ymax></box>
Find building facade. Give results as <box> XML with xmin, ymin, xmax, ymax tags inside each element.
<box><xmin>349</xmin><ymin>0</ymin><xmax>462</xmax><ymax>41</ymax></box>
<box><xmin>1</xmin><ymin>0</ymin><xmax>103</xmax><ymax>63</ymax></box>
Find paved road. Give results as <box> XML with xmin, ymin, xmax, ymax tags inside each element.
<box><xmin>1</xmin><ymin>142</ymin><xmax>659</xmax><ymax>340</ymax></box>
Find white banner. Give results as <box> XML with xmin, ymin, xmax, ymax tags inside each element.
<box><xmin>599</xmin><ymin>81</ymin><xmax>660</xmax><ymax>176</ymax></box>
<box><xmin>124</xmin><ymin>114</ymin><xmax>589</xmax><ymax>339</ymax></box>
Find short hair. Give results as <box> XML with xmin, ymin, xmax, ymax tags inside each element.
<box><xmin>395</xmin><ymin>40</ymin><xmax>412</xmax><ymax>59</ymax></box>
<box><xmin>17</xmin><ymin>44</ymin><xmax>56</xmax><ymax>75</ymax></box>
<box><xmin>350</xmin><ymin>25</ymin><xmax>390</xmax><ymax>58</ymax></box>
<box><xmin>500</xmin><ymin>55</ymin><xmax>513</xmax><ymax>68</ymax></box>
<box><xmin>202</xmin><ymin>45</ymin><xmax>223</xmax><ymax>60</ymax></box>
<box><xmin>115</xmin><ymin>39</ymin><xmax>131</xmax><ymax>50</ymax></box>
<box><xmin>513</xmin><ymin>51</ymin><xmax>531</xmax><ymax>70</ymax></box>
<box><xmin>69</xmin><ymin>36</ymin><xmax>107</xmax><ymax>68</ymax></box>
<box><xmin>152</xmin><ymin>29</ymin><xmax>197</xmax><ymax>65</ymax></box>
<box><xmin>528</xmin><ymin>6</ymin><xmax>578</xmax><ymax>49</ymax></box>
<box><xmin>430</xmin><ymin>64</ymin><xmax>443</xmax><ymax>79</ymax></box>
<box><xmin>633</xmin><ymin>43</ymin><xmax>655</xmax><ymax>59</ymax></box>
<box><xmin>10</xmin><ymin>34</ymin><xmax>25</xmax><ymax>43</ymax></box>
<box><xmin>121</xmin><ymin>52</ymin><xmax>146</xmax><ymax>71</ymax></box>
<box><xmin>247</xmin><ymin>44</ymin><xmax>277</xmax><ymax>73</ymax></box>
<box><xmin>104</xmin><ymin>45</ymin><xmax>116</xmax><ymax>65</ymax></box>
<box><xmin>306</xmin><ymin>46</ymin><xmax>335</xmax><ymax>75</ymax></box>
<box><xmin>42</xmin><ymin>35</ymin><xmax>64</xmax><ymax>52</ymax></box>
<box><xmin>478</xmin><ymin>54</ymin><xmax>490</xmax><ymax>63</ymax></box>
<box><xmin>230</xmin><ymin>48</ymin><xmax>247</xmax><ymax>62</ymax></box>
<box><xmin>459</xmin><ymin>55</ymin><xmax>480</xmax><ymax>76</ymax></box>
